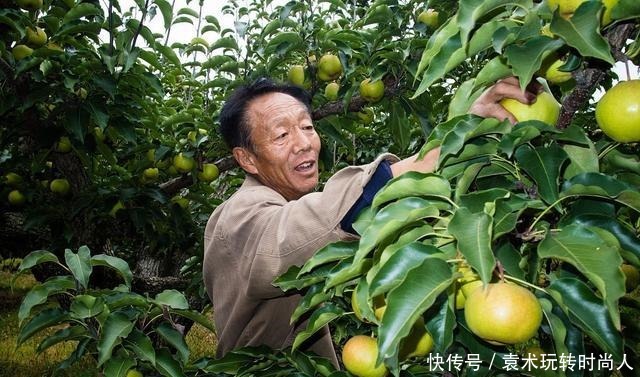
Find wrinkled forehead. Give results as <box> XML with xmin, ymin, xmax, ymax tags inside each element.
<box><xmin>246</xmin><ymin>92</ymin><xmax>310</xmax><ymax>131</ymax></box>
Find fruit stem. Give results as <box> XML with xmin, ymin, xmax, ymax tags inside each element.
<box><xmin>625</xmin><ymin>60</ymin><xmax>631</xmax><ymax>81</ymax></box>
<box><xmin>527</xmin><ymin>196</ymin><xmax>568</xmax><ymax>233</ymax></box>
<box><xmin>503</xmin><ymin>275</ymin><xmax>548</xmax><ymax>294</ymax></box>
<box><xmin>597</xmin><ymin>142</ymin><xmax>620</xmax><ymax>159</ymax></box>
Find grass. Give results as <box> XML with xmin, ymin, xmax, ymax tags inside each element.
<box><xmin>0</xmin><ymin>270</ymin><xmax>217</xmax><ymax>377</ymax></box>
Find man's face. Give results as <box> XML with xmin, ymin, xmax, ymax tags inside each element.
<box><xmin>241</xmin><ymin>92</ymin><xmax>321</xmax><ymax>201</ymax></box>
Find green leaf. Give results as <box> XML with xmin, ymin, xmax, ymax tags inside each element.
<box><xmin>351</xmin><ymin>278</ymin><xmax>377</xmax><ymax>323</ymax></box>
<box><xmin>292</xmin><ymin>304</ymin><xmax>344</xmax><ymax>351</ymax></box>
<box><xmin>610</xmin><ymin>0</ymin><xmax>640</xmax><ymax>21</ymax></box>
<box><xmin>17</xmin><ymin>250</ymin><xmax>60</xmax><ymax>272</ymax></box>
<box><xmin>454</xmin><ymin>162</ymin><xmax>487</xmax><ymax>200</ymax></box>
<box><xmin>354</xmin><ymin>198</ymin><xmax>441</xmax><ymax>264</ymax></box>
<box><xmin>539</xmin><ymin>224</ymin><xmax>625</xmax><ymax>330</ymax></box>
<box><xmin>389</xmin><ymin>102</ymin><xmax>411</xmax><ymax>151</ymax></box>
<box><xmin>547</xmin><ymin>278</ymin><xmax>623</xmax><ymax>361</ymax></box>
<box><xmin>372</xmin><ymin>172</ymin><xmax>452</xmax><ymax>208</ymax></box>
<box><xmin>104</xmin><ymin>291</ymin><xmax>149</xmax><ymax>309</ymax></box>
<box><xmin>458</xmin><ymin>188</ymin><xmax>511</xmax><ymax>214</ymax></box>
<box><xmin>63</xmin><ymin>3</ymin><xmax>103</xmax><ymax>22</ymax></box>
<box><xmin>169</xmin><ymin>309</ymin><xmax>215</xmax><ymax>333</ymax></box>
<box><xmin>456</xmin><ymin>0</ymin><xmax>528</xmax><ymax>48</ymax></box>
<box><xmin>18</xmin><ymin>308</ymin><xmax>68</xmax><ymax>346</ymax></box>
<box><xmin>448</xmin><ymin>207</ymin><xmax>496</xmax><ymax>285</ymax></box>
<box><xmin>567</xmin><ymin>214</ymin><xmax>640</xmax><ymax>266</ymax></box>
<box><xmin>493</xmin><ymin>195</ymin><xmax>532</xmax><ymax>240</ymax></box>
<box><xmin>415</xmin><ymin>17</ymin><xmax>459</xmax><ymax>83</ymax></box>
<box><xmin>494</xmin><ymin>242</ymin><xmax>526</xmax><ymax>280</ymax></box>
<box><xmin>97</xmin><ymin>312</ymin><xmax>135</xmax><ymax>366</ymax></box>
<box><xmin>448</xmin><ymin>79</ymin><xmax>482</xmax><ymax>119</ymax></box>
<box><xmin>91</xmin><ymin>254</ymin><xmax>133</xmax><ymax>288</ymax></box>
<box><xmin>56</xmin><ymin>337</ymin><xmax>91</xmax><ymax>372</ymax></box>
<box><xmin>378</xmin><ymin>258</ymin><xmax>454</xmax><ymax>367</ymax></box>
<box><xmin>563</xmin><ymin>140</ymin><xmax>599</xmax><ymax>180</ymax></box>
<box><xmin>172</xmin><ymin>16</ymin><xmax>193</xmax><ymax>25</ymax></box>
<box><xmin>515</xmin><ymin>144</ymin><xmax>568</xmax><ymax>205</ymax></box>
<box><xmin>153</xmin><ymin>0</ymin><xmax>173</xmax><ymax>30</ymax></box>
<box><xmin>298</xmin><ymin>241</ymin><xmax>357</xmax><ymax>276</ymax></box>
<box><xmin>539</xmin><ymin>298</ymin><xmax>571</xmax><ymax>358</ymax></box>
<box><xmin>474</xmin><ymin>56</ymin><xmax>512</xmax><ymax>88</ymax></box>
<box><xmin>201</xmin><ymin>351</ymin><xmax>254</xmax><ymax>373</ymax></box>
<box><xmin>157</xmin><ymin>323</ymin><xmax>190</xmax><ymax>364</ymax></box>
<box><xmin>70</xmin><ymin>294</ymin><xmax>105</xmax><ymax>319</ymax></box>
<box><xmin>549</xmin><ymin>1</ymin><xmax>615</xmax><ymax>65</ymax></box>
<box><xmin>103</xmin><ymin>355</ymin><xmax>136</xmax><ymax>377</ymax></box>
<box><xmin>415</xmin><ymin>33</ymin><xmax>462</xmax><ymax>97</ymax></box>
<box><xmin>37</xmin><ymin>325</ymin><xmax>87</xmax><ymax>354</ymax></box>
<box><xmin>504</xmin><ymin>36</ymin><xmax>565</xmax><ymax>90</ymax></box>
<box><xmin>18</xmin><ymin>276</ymin><xmax>75</xmax><ymax>323</ymax></box>
<box><xmin>498</xmin><ymin>122</ymin><xmax>550</xmax><ymax>157</ymax></box>
<box><xmin>425</xmin><ymin>296</ymin><xmax>455</xmax><ymax>353</ymax></box>
<box><xmin>439</xmin><ymin>117</ymin><xmax>507</xmax><ymax>167</ymax></box>
<box><xmin>65</xmin><ymin>246</ymin><xmax>92</xmax><ymax>289</ymax></box>
<box><xmin>561</xmin><ymin>172</ymin><xmax>640</xmax><ymax>212</ymax></box>
<box><xmin>124</xmin><ymin>328</ymin><xmax>156</xmax><ymax>365</ymax></box>
<box><xmin>324</xmin><ymin>257</ymin><xmax>372</xmax><ymax>290</ymax></box>
<box><xmin>209</xmin><ymin>37</ymin><xmax>240</xmax><ymax>52</ymax></box>
<box><xmin>155</xmin><ymin>348</ymin><xmax>187</xmax><ymax>377</ymax></box>
<box><xmin>264</xmin><ymin>32</ymin><xmax>302</xmax><ymax>56</ymax></box>
<box><xmin>177</xmin><ymin>7</ymin><xmax>198</xmax><ymax>17</ymax></box>
<box><xmin>155</xmin><ymin>44</ymin><xmax>181</xmax><ymax>66</ymax></box>
<box><xmin>291</xmin><ymin>284</ymin><xmax>332</xmax><ymax>323</ymax></box>
<box><xmin>273</xmin><ymin>264</ymin><xmax>329</xmax><ymax>292</ymax></box>
<box><xmin>153</xmin><ymin>289</ymin><xmax>189</xmax><ymax>309</ymax></box>
<box><xmin>369</xmin><ymin>243</ymin><xmax>443</xmax><ymax>297</ymax></box>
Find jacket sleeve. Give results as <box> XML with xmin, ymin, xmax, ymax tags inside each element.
<box><xmin>246</xmin><ymin>154</ymin><xmax>398</xmax><ymax>298</ymax></box>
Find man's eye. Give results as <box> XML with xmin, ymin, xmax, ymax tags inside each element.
<box><xmin>276</xmin><ymin>133</ymin><xmax>288</xmax><ymax>140</ymax></box>
<box><xmin>303</xmin><ymin>125</ymin><xmax>314</xmax><ymax>131</ymax></box>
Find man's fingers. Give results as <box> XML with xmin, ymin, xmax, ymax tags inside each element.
<box><xmin>488</xmin><ymin>78</ymin><xmax>536</xmax><ymax>105</ymax></box>
<box><xmin>470</xmin><ymin>103</ymin><xmax>517</xmax><ymax>124</ymax></box>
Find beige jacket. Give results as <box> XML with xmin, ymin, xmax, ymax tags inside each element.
<box><xmin>203</xmin><ymin>154</ymin><xmax>398</xmax><ymax>365</ymax></box>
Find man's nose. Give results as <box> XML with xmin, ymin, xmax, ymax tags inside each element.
<box><xmin>293</xmin><ymin>129</ymin><xmax>313</xmax><ymax>152</ymax></box>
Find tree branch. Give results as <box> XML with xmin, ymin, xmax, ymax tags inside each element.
<box><xmin>557</xmin><ymin>23</ymin><xmax>636</xmax><ymax>129</ymax></box>
<box><xmin>311</xmin><ymin>75</ymin><xmax>403</xmax><ymax>120</ymax></box>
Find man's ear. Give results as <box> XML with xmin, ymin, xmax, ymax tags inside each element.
<box><xmin>233</xmin><ymin>147</ymin><xmax>259</xmax><ymax>175</ymax></box>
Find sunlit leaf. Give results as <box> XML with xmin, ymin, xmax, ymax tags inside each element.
<box><xmin>369</xmin><ymin>243</ymin><xmax>443</xmax><ymax>297</ymax></box>
<box><xmin>378</xmin><ymin>258</ymin><xmax>454</xmax><ymax>368</ymax></box>
<box><xmin>550</xmin><ymin>1</ymin><xmax>615</xmax><ymax>64</ymax></box>
<box><xmin>65</xmin><ymin>246</ymin><xmax>92</xmax><ymax>290</ymax></box>
<box><xmin>448</xmin><ymin>207</ymin><xmax>495</xmax><ymax>284</ymax></box>
<box><xmin>372</xmin><ymin>172</ymin><xmax>452</xmax><ymax>208</ymax></box>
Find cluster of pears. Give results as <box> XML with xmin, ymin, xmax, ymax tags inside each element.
<box><xmin>286</xmin><ymin>53</ymin><xmax>385</xmax><ymax>105</ymax></box>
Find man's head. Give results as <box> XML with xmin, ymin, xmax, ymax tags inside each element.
<box><xmin>219</xmin><ymin>78</ymin><xmax>321</xmax><ymax>201</ymax></box>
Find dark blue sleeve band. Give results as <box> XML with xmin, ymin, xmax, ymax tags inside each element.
<box><xmin>340</xmin><ymin>160</ymin><xmax>393</xmax><ymax>234</ymax></box>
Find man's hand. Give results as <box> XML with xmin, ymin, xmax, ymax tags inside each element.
<box><xmin>390</xmin><ymin>76</ymin><xmax>543</xmax><ymax>177</ymax></box>
<box><xmin>469</xmin><ymin>76</ymin><xmax>543</xmax><ymax>124</ymax></box>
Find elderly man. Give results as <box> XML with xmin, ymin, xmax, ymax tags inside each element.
<box><xmin>203</xmin><ymin>76</ymin><xmax>539</xmax><ymax>364</ymax></box>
